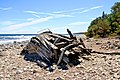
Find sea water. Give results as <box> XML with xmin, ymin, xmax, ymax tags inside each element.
<box><xmin>0</xmin><ymin>33</ymin><xmax>85</xmax><ymax>44</ymax></box>
<box><xmin>0</xmin><ymin>34</ymin><xmax>36</xmax><ymax>44</ymax></box>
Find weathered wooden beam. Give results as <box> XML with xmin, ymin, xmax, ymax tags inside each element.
<box><xmin>57</xmin><ymin>43</ymin><xmax>79</xmax><ymax>65</ymax></box>
<box><xmin>48</xmin><ymin>34</ymin><xmax>72</xmax><ymax>42</ymax></box>
<box><xmin>63</xmin><ymin>55</ymin><xmax>69</xmax><ymax>64</ymax></box>
<box><xmin>31</xmin><ymin>37</ymin><xmax>51</xmax><ymax>52</ymax></box>
<box><xmin>23</xmin><ymin>29</ymin><xmax>92</xmax><ymax>68</ymax></box>
<box><xmin>79</xmin><ymin>38</ymin><xmax>86</xmax><ymax>48</ymax></box>
<box><xmin>53</xmin><ymin>38</ymin><xmax>61</xmax><ymax>44</ymax></box>
<box><xmin>67</xmin><ymin>29</ymin><xmax>74</xmax><ymax>39</ymax></box>
<box><xmin>44</xmin><ymin>38</ymin><xmax>58</xmax><ymax>49</ymax></box>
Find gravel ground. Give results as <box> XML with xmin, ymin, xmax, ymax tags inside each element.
<box><xmin>0</xmin><ymin>38</ymin><xmax>120</xmax><ymax>80</ymax></box>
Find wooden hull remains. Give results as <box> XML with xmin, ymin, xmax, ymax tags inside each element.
<box><xmin>21</xmin><ymin>29</ymin><xmax>91</xmax><ymax>70</ymax></box>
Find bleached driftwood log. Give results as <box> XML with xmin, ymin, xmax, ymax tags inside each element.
<box><xmin>22</xmin><ymin>29</ymin><xmax>91</xmax><ymax>67</ymax></box>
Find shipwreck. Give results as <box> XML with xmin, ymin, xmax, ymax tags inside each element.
<box><xmin>21</xmin><ymin>29</ymin><xmax>91</xmax><ymax>70</ymax></box>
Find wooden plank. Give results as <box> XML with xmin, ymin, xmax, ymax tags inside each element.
<box><xmin>63</xmin><ymin>55</ymin><xmax>69</xmax><ymax>64</ymax></box>
<box><xmin>79</xmin><ymin>38</ymin><xmax>86</xmax><ymax>48</ymax></box>
<box><xmin>48</xmin><ymin>34</ymin><xmax>72</xmax><ymax>42</ymax></box>
<box><xmin>24</xmin><ymin>29</ymin><xmax>92</xmax><ymax>66</ymax></box>
<box><xmin>67</xmin><ymin>29</ymin><xmax>74</xmax><ymax>39</ymax></box>
<box><xmin>44</xmin><ymin>38</ymin><xmax>58</xmax><ymax>49</ymax></box>
<box><xmin>57</xmin><ymin>43</ymin><xmax>79</xmax><ymax>65</ymax></box>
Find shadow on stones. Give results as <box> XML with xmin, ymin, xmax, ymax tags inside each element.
<box><xmin>92</xmin><ymin>51</ymin><xmax>120</xmax><ymax>55</ymax></box>
<box><xmin>20</xmin><ymin>49</ymin><xmax>81</xmax><ymax>71</ymax></box>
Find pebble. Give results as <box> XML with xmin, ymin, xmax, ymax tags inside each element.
<box><xmin>78</xmin><ymin>58</ymin><xmax>84</xmax><ymax>63</ymax></box>
<box><xmin>94</xmin><ymin>67</ymin><xmax>98</xmax><ymax>70</ymax></box>
<box><xmin>83</xmin><ymin>77</ymin><xmax>86</xmax><ymax>80</ymax></box>
<box><xmin>58</xmin><ymin>68</ymin><xmax>62</xmax><ymax>72</ymax></box>
<box><xmin>52</xmin><ymin>65</ymin><xmax>57</xmax><ymax>70</ymax></box>
<box><xmin>92</xmin><ymin>62</ymin><xmax>97</xmax><ymax>65</ymax></box>
<box><xmin>46</xmin><ymin>67</ymin><xmax>53</xmax><ymax>71</ymax></box>
<box><xmin>74</xmin><ymin>72</ymin><xmax>79</xmax><ymax>76</ymax></box>
<box><xmin>0</xmin><ymin>37</ymin><xmax>120</xmax><ymax>80</ymax></box>
<box><xmin>1</xmin><ymin>65</ymin><xmax>5</xmax><ymax>68</ymax></box>
<box><xmin>76</xmin><ymin>65</ymin><xmax>81</xmax><ymax>68</ymax></box>
<box><xmin>101</xmin><ymin>55</ymin><xmax>106</xmax><ymax>58</ymax></box>
<box><xmin>113</xmin><ymin>73</ymin><xmax>120</xmax><ymax>79</ymax></box>
<box><xmin>16</xmin><ymin>69</ymin><xmax>23</xmax><ymax>74</ymax></box>
<box><xmin>6</xmin><ymin>75</ymin><xmax>10</xmax><ymax>78</ymax></box>
<box><xmin>0</xmin><ymin>74</ymin><xmax>4</xmax><ymax>78</ymax></box>
<box><xmin>55</xmin><ymin>77</ymin><xmax>64</xmax><ymax>80</ymax></box>
<box><xmin>112</xmin><ymin>68</ymin><xmax>119</xmax><ymax>73</ymax></box>
<box><xmin>37</xmin><ymin>61</ymin><xmax>48</xmax><ymax>68</ymax></box>
<box><xmin>109</xmin><ymin>71</ymin><xmax>114</xmax><ymax>75</ymax></box>
<box><xmin>0</xmin><ymin>49</ymin><xmax>2</xmax><ymax>52</ymax></box>
<box><xmin>109</xmin><ymin>56</ymin><xmax>112</xmax><ymax>60</ymax></box>
<box><xmin>62</xmin><ymin>70</ymin><xmax>67</xmax><ymax>73</ymax></box>
<box><xmin>47</xmin><ymin>72</ymin><xmax>52</xmax><ymax>75</ymax></box>
<box><xmin>96</xmin><ymin>42</ymin><xmax>101</xmax><ymax>45</ymax></box>
<box><xmin>102</xmin><ymin>72</ymin><xmax>106</xmax><ymax>75</ymax></box>
<box><xmin>23</xmin><ymin>68</ymin><xmax>27</xmax><ymax>71</ymax></box>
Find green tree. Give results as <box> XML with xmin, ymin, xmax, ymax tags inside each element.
<box><xmin>111</xmin><ymin>2</ymin><xmax>120</xmax><ymax>34</ymax></box>
<box><xmin>85</xmin><ymin>2</ymin><xmax>120</xmax><ymax>38</ymax></box>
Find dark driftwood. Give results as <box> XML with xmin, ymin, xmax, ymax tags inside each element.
<box><xmin>79</xmin><ymin>38</ymin><xmax>86</xmax><ymax>48</ymax></box>
<box><xmin>67</xmin><ymin>29</ymin><xmax>77</xmax><ymax>40</ymax></box>
<box><xmin>48</xmin><ymin>34</ymin><xmax>72</xmax><ymax>42</ymax></box>
<box><xmin>67</xmin><ymin>29</ymin><xmax>74</xmax><ymax>39</ymax></box>
<box><xmin>57</xmin><ymin>43</ymin><xmax>79</xmax><ymax>65</ymax></box>
<box><xmin>23</xmin><ymin>29</ymin><xmax>91</xmax><ymax>68</ymax></box>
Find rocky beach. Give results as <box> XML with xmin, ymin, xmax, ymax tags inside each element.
<box><xmin>0</xmin><ymin>37</ymin><xmax>120</xmax><ymax>80</ymax></box>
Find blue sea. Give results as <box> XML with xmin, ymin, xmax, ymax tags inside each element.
<box><xmin>0</xmin><ymin>34</ymin><xmax>37</xmax><ymax>44</ymax></box>
<box><xmin>0</xmin><ymin>33</ymin><xmax>85</xmax><ymax>44</ymax></box>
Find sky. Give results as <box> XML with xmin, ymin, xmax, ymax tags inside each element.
<box><xmin>0</xmin><ymin>0</ymin><xmax>119</xmax><ymax>34</ymax></box>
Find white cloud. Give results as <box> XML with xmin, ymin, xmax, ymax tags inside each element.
<box><xmin>79</xmin><ymin>6</ymin><xmax>103</xmax><ymax>13</ymax></box>
<box><xmin>1</xmin><ymin>12</ymin><xmax>73</xmax><ymax>32</ymax></box>
<box><xmin>69</xmin><ymin>21</ymin><xmax>90</xmax><ymax>26</ymax></box>
<box><xmin>25</xmin><ymin>11</ymin><xmax>41</xmax><ymax>18</ymax></box>
<box><xmin>51</xmin><ymin>6</ymin><xmax>102</xmax><ymax>15</ymax></box>
<box><xmin>53</xmin><ymin>8</ymin><xmax>84</xmax><ymax>14</ymax></box>
<box><xmin>70</xmin><ymin>6</ymin><xmax>103</xmax><ymax>14</ymax></box>
<box><xmin>0</xmin><ymin>21</ymin><xmax>15</xmax><ymax>25</ymax></box>
<box><xmin>26</xmin><ymin>18</ymin><xmax>34</xmax><ymax>21</ymax></box>
<box><xmin>0</xmin><ymin>7</ymin><xmax>12</xmax><ymax>10</ymax></box>
<box><xmin>38</xmin><ymin>12</ymin><xmax>53</xmax><ymax>15</ymax></box>
<box><xmin>25</xmin><ymin>10</ymin><xmax>53</xmax><ymax>16</ymax></box>
<box><xmin>32</xmin><ymin>14</ymin><xmax>40</xmax><ymax>18</ymax></box>
<box><xmin>24</xmin><ymin>11</ymin><xmax>39</xmax><ymax>14</ymax></box>
<box><xmin>1</xmin><ymin>6</ymin><xmax>101</xmax><ymax>33</ymax></box>
<box><xmin>53</xmin><ymin>14</ymin><xmax>74</xmax><ymax>18</ymax></box>
<box><xmin>25</xmin><ymin>10</ymin><xmax>74</xmax><ymax>19</ymax></box>
<box><xmin>90</xmin><ymin>6</ymin><xmax>103</xmax><ymax>9</ymax></box>
<box><xmin>2</xmin><ymin>16</ymin><xmax>53</xmax><ymax>31</ymax></box>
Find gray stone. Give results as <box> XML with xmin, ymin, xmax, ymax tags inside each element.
<box><xmin>76</xmin><ymin>65</ymin><xmax>81</xmax><ymax>68</ymax></box>
<box><xmin>96</xmin><ymin>42</ymin><xmax>101</xmax><ymax>45</ymax></box>
<box><xmin>55</xmin><ymin>77</ymin><xmax>64</xmax><ymax>80</ymax></box>
<box><xmin>113</xmin><ymin>73</ymin><xmax>120</xmax><ymax>79</ymax></box>
<box><xmin>83</xmin><ymin>77</ymin><xmax>86</xmax><ymax>80</ymax></box>
<box><xmin>47</xmin><ymin>72</ymin><xmax>52</xmax><ymax>75</ymax></box>
<box><xmin>16</xmin><ymin>69</ymin><xmax>23</xmax><ymax>74</ymax></box>
<box><xmin>74</xmin><ymin>72</ymin><xmax>79</xmax><ymax>76</ymax></box>
<box><xmin>0</xmin><ymin>49</ymin><xmax>2</xmax><ymax>52</ymax></box>
<box><xmin>51</xmin><ymin>65</ymin><xmax>57</xmax><ymax>70</ymax></box>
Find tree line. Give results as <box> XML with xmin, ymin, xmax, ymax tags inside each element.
<box><xmin>85</xmin><ymin>2</ymin><xmax>120</xmax><ymax>38</ymax></box>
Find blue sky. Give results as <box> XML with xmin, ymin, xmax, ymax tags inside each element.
<box><xmin>0</xmin><ymin>0</ymin><xmax>119</xmax><ymax>34</ymax></box>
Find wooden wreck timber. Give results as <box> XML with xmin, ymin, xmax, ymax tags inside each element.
<box><xmin>22</xmin><ymin>29</ymin><xmax>91</xmax><ymax>69</ymax></box>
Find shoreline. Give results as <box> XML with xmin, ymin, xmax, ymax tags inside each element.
<box><xmin>0</xmin><ymin>37</ymin><xmax>120</xmax><ymax>80</ymax></box>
